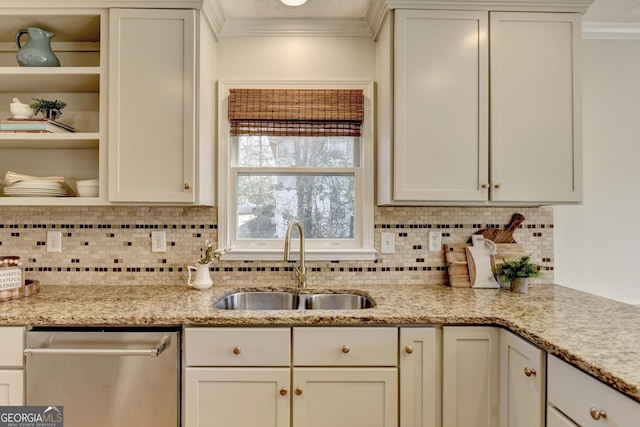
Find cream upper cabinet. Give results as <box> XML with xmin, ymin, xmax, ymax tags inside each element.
<box><xmin>377</xmin><ymin>9</ymin><xmax>582</xmax><ymax>205</ymax></box>
<box><xmin>442</xmin><ymin>326</ymin><xmax>500</xmax><ymax>427</ymax></box>
<box><xmin>499</xmin><ymin>329</ymin><xmax>546</xmax><ymax>427</ymax></box>
<box><xmin>108</xmin><ymin>8</ymin><xmax>215</xmax><ymax>204</ymax></box>
<box><xmin>0</xmin><ymin>326</ymin><xmax>25</xmax><ymax>406</ymax></box>
<box><xmin>490</xmin><ymin>12</ymin><xmax>581</xmax><ymax>203</ymax></box>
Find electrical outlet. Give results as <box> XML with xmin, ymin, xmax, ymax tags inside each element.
<box><xmin>381</xmin><ymin>232</ymin><xmax>395</xmax><ymax>254</ymax></box>
<box><xmin>152</xmin><ymin>231</ymin><xmax>166</xmax><ymax>253</ymax></box>
<box><xmin>428</xmin><ymin>231</ymin><xmax>442</xmax><ymax>252</ymax></box>
<box><xmin>47</xmin><ymin>231</ymin><xmax>62</xmax><ymax>253</ymax></box>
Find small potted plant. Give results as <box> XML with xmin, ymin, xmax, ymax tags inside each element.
<box><xmin>496</xmin><ymin>255</ymin><xmax>541</xmax><ymax>294</ymax></box>
<box><xmin>30</xmin><ymin>98</ymin><xmax>67</xmax><ymax>120</ymax></box>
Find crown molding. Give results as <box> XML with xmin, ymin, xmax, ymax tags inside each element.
<box><xmin>202</xmin><ymin>0</ymin><xmax>224</xmax><ymax>41</ymax></box>
<box><xmin>366</xmin><ymin>0</ymin><xmax>596</xmax><ymax>39</ymax></box>
<box><xmin>220</xmin><ymin>17</ymin><xmax>372</xmax><ymax>38</ymax></box>
<box><xmin>582</xmin><ymin>22</ymin><xmax>640</xmax><ymax>40</ymax></box>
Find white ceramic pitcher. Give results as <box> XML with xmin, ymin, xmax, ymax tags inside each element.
<box><xmin>187</xmin><ymin>263</ymin><xmax>213</xmax><ymax>290</ymax></box>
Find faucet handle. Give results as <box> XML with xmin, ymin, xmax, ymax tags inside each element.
<box><xmin>298</xmin><ymin>272</ymin><xmax>307</xmax><ymax>283</ymax></box>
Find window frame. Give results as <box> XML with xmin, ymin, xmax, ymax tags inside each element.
<box><xmin>217</xmin><ymin>81</ymin><xmax>375</xmax><ymax>261</ymax></box>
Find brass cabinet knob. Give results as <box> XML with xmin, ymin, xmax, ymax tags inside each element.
<box><xmin>494</xmin><ymin>183</ymin><xmax>503</xmax><ymax>189</ymax></box>
<box><xmin>524</xmin><ymin>367</ymin><xmax>536</xmax><ymax>377</ymax></box>
<box><xmin>481</xmin><ymin>183</ymin><xmax>490</xmax><ymax>189</ymax></box>
<box><xmin>295</xmin><ymin>387</ymin><xmax>303</xmax><ymax>396</ymax></box>
<box><xmin>232</xmin><ymin>346</ymin><xmax>241</xmax><ymax>355</ymax></box>
<box><xmin>184</xmin><ymin>183</ymin><xmax>191</xmax><ymax>190</ymax></box>
<box><xmin>341</xmin><ymin>345</ymin><xmax>350</xmax><ymax>354</ymax></box>
<box><xmin>589</xmin><ymin>407</ymin><xmax>607</xmax><ymax>420</ymax></box>
<box><xmin>279</xmin><ymin>388</ymin><xmax>288</xmax><ymax>396</ymax></box>
<box><xmin>405</xmin><ymin>345</ymin><xmax>414</xmax><ymax>354</ymax></box>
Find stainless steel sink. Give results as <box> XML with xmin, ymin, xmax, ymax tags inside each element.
<box><xmin>212</xmin><ymin>291</ymin><xmax>374</xmax><ymax>310</ymax></box>
<box><xmin>213</xmin><ymin>292</ymin><xmax>300</xmax><ymax>310</ymax></box>
<box><xmin>303</xmin><ymin>293</ymin><xmax>374</xmax><ymax>310</ymax></box>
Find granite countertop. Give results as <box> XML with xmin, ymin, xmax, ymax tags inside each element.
<box><xmin>1</xmin><ymin>283</ymin><xmax>639</xmax><ymax>403</ymax></box>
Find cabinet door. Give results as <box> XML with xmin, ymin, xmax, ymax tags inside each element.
<box><xmin>490</xmin><ymin>12</ymin><xmax>582</xmax><ymax>203</ymax></box>
<box><xmin>399</xmin><ymin>327</ymin><xmax>439</xmax><ymax>427</ymax></box>
<box><xmin>184</xmin><ymin>368</ymin><xmax>290</xmax><ymax>427</ymax></box>
<box><xmin>109</xmin><ymin>9</ymin><xmax>196</xmax><ymax>203</ymax></box>
<box><xmin>547</xmin><ymin>406</ymin><xmax>578</xmax><ymax>427</ymax></box>
<box><xmin>499</xmin><ymin>330</ymin><xmax>546</xmax><ymax>427</ymax></box>
<box><xmin>293</xmin><ymin>368</ymin><xmax>398</xmax><ymax>427</ymax></box>
<box><xmin>393</xmin><ymin>10</ymin><xmax>489</xmax><ymax>202</ymax></box>
<box><xmin>442</xmin><ymin>326</ymin><xmax>499</xmax><ymax>427</ymax></box>
<box><xmin>0</xmin><ymin>370</ymin><xmax>24</xmax><ymax>406</ymax></box>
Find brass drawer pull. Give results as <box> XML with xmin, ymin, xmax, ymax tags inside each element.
<box><xmin>405</xmin><ymin>345</ymin><xmax>414</xmax><ymax>354</ymax></box>
<box><xmin>232</xmin><ymin>346</ymin><xmax>241</xmax><ymax>355</ymax></box>
<box><xmin>524</xmin><ymin>367</ymin><xmax>536</xmax><ymax>377</ymax></box>
<box><xmin>589</xmin><ymin>407</ymin><xmax>607</xmax><ymax>421</ymax></box>
<box><xmin>295</xmin><ymin>387</ymin><xmax>303</xmax><ymax>396</ymax></box>
<box><xmin>279</xmin><ymin>388</ymin><xmax>288</xmax><ymax>396</ymax></box>
<box><xmin>341</xmin><ymin>345</ymin><xmax>350</xmax><ymax>354</ymax></box>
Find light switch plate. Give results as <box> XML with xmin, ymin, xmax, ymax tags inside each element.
<box><xmin>381</xmin><ymin>232</ymin><xmax>395</xmax><ymax>254</ymax></box>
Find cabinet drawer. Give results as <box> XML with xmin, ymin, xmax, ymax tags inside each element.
<box><xmin>548</xmin><ymin>355</ymin><xmax>640</xmax><ymax>426</ymax></box>
<box><xmin>185</xmin><ymin>328</ymin><xmax>290</xmax><ymax>367</ymax></box>
<box><xmin>293</xmin><ymin>327</ymin><xmax>397</xmax><ymax>366</ymax></box>
<box><xmin>0</xmin><ymin>327</ymin><xmax>25</xmax><ymax>367</ymax></box>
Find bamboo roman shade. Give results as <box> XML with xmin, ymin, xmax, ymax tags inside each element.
<box><xmin>228</xmin><ymin>88</ymin><xmax>364</xmax><ymax>137</ymax></box>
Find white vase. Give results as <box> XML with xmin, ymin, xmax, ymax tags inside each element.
<box><xmin>510</xmin><ymin>277</ymin><xmax>529</xmax><ymax>294</ymax></box>
<box><xmin>187</xmin><ymin>263</ymin><xmax>213</xmax><ymax>290</ymax></box>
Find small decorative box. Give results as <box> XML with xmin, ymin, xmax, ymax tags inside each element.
<box><xmin>0</xmin><ymin>266</ymin><xmax>24</xmax><ymax>290</ymax></box>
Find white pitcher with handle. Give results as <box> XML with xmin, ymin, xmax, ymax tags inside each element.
<box><xmin>187</xmin><ymin>263</ymin><xmax>213</xmax><ymax>290</ymax></box>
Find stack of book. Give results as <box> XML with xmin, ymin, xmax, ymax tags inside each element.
<box><xmin>0</xmin><ymin>118</ymin><xmax>75</xmax><ymax>133</ymax></box>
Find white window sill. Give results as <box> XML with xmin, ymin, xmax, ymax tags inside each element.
<box><xmin>221</xmin><ymin>248</ymin><xmax>378</xmax><ymax>262</ymax></box>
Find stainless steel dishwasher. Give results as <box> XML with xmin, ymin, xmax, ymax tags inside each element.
<box><xmin>25</xmin><ymin>327</ymin><xmax>180</xmax><ymax>427</ymax></box>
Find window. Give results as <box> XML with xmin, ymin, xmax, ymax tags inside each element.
<box><xmin>218</xmin><ymin>82</ymin><xmax>375</xmax><ymax>260</ymax></box>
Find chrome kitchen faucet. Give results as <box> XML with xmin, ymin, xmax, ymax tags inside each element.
<box><xmin>284</xmin><ymin>221</ymin><xmax>307</xmax><ymax>288</ymax></box>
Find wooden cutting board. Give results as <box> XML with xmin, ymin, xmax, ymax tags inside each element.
<box><xmin>444</xmin><ymin>243</ymin><xmax>526</xmax><ymax>287</ymax></box>
<box><xmin>468</xmin><ymin>213</ymin><xmax>525</xmax><ymax>243</ymax></box>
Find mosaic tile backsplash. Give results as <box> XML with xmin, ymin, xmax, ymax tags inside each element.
<box><xmin>0</xmin><ymin>206</ymin><xmax>553</xmax><ymax>286</ymax></box>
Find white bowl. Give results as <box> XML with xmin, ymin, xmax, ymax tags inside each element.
<box><xmin>76</xmin><ymin>179</ymin><xmax>99</xmax><ymax>197</ymax></box>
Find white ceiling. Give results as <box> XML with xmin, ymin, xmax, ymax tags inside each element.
<box><xmin>583</xmin><ymin>0</ymin><xmax>640</xmax><ymax>21</ymax></box>
<box><xmin>217</xmin><ymin>0</ymin><xmax>640</xmax><ymax>22</ymax></box>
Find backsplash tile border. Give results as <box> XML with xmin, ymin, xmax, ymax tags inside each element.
<box><xmin>0</xmin><ymin>205</ymin><xmax>553</xmax><ymax>286</ymax></box>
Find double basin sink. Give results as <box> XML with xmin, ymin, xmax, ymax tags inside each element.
<box><xmin>213</xmin><ymin>290</ymin><xmax>374</xmax><ymax>311</ymax></box>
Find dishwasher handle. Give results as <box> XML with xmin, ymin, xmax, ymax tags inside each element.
<box><xmin>24</xmin><ymin>334</ymin><xmax>170</xmax><ymax>357</ymax></box>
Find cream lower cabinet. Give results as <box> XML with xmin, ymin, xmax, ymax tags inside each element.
<box><xmin>185</xmin><ymin>368</ymin><xmax>290</xmax><ymax>427</ymax></box>
<box><xmin>546</xmin><ymin>405</ymin><xmax>578</xmax><ymax>427</ymax></box>
<box><xmin>547</xmin><ymin>354</ymin><xmax>640</xmax><ymax>427</ymax></box>
<box><xmin>109</xmin><ymin>8</ymin><xmax>215</xmax><ymax>204</ymax></box>
<box><xmin>292</xmin><ymin>368</ymin><xmax>397</xmax><ymax>427</ymax></box>
<box><xmin>185</xmin><ymin>327</ymin><xmax>399</xmax><ymax>427</ymax></box>
<box><xmin>400</xmin><ymin>327</ymin><xmax>440</xmax><ymax>427</ymax></box>
<box><xmin>0</xmin><ymin>326</ymin><xmax>25</xmax><ymax>405</ymax></box>
<box><xmin>499</xmin><ymin>329</ymin><xmax>545</xmax><ymax>427</ymax></box>
<box><xmin>442</xmin><ymin>326</ymin><xmax>500</xmax><ymax>427</ymax></box>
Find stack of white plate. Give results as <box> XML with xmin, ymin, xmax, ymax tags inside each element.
<box><xmin>3</xmin><ymin>180</ymin><xmax>67</xmax><ymax>197</ymax></box>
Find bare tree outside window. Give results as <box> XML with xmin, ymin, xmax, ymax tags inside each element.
<box><xmin>235</xmin><ymin>136</ymin><xmax>357</xmax><ymax>240</ymax></box>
